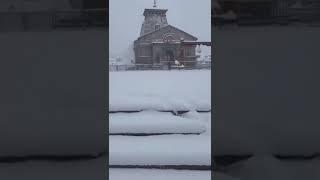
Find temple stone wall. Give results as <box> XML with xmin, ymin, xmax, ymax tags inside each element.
<box><xmin>142</xmin><ymin>14</ymin><xmax>168</xmax><ymax>35</ymax></box>
<box><xmin>140</xmin><ymin>9</ymin><xmax>168</xmax><ymax>36</ymax></box>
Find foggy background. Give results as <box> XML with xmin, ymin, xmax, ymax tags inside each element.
<box><xmin>109</xmin><ymin>0</ymin><xmax>211</xmax><ymax>63</ymax></box>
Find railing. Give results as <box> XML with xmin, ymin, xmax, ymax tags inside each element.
<box><xmin>0</xmin><ymin>8</ymin><xmax>107</xmax><ymax>32</ymax></box>
<box><xmin>109</xmin><ymin>63</ymin><xmax>212</xmax><ymax>71</ymax></box>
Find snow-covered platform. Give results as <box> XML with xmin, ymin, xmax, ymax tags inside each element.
<box><xmin>109</xmin><ymin>111</ymin><xmax>207</xmax><ymax>135</ymax></box>
<box><xmin>109</xmin><ymin>135</ymin><xmax>211</xmax><ymax>167</ymax></box>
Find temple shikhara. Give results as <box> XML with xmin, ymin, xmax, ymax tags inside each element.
<box><xmin>134</xmin><ymin>1</ymin><xmax>210</xmax><ymax>68</ymax></box>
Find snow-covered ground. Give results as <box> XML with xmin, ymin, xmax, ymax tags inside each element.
<box><xmin>109</xmin><ymin>70</ymin><xmax>211</xmax><ymax>179</ymax></box>
<box><xmin>109</xmin><ymin>70</ymin><xmax>211</xmax><ymax>112</ymax></box>
<box><xmin>110</xmin><ymin>168</ymin><xmax>211</xmax><ymax>180</ymax></box>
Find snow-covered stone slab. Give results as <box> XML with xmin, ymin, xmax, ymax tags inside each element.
<box><xmin>181</xmin><ymin>111</ymin><xmax>211</xmax><ymax>136</ymax></box>
<box><xmin>109</xmin><ymin>135</ymin><xmax>211</xmax><ymax>166</ymax></box>
<box><xmin>110</xmin><ymin>168</ymin><xmax>211</xmax><ymax>180</ymax></box>
<box><xmin>110</xmin><ymin>70</ymin><xmax>211</xmax><ymax>112</ymax></box>
<box><xmin>109</xmin><ymin>111</ymin><xmax>207</xmax><ymax>135</ymax></box>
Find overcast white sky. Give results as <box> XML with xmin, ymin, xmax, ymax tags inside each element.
<box><xmin>109</xmin><ymin>0</ymin><xmax>211</xmax><ymax>57</ymax></box>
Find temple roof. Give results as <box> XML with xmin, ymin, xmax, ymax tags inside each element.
<box><xmin>143</xmin><ymin>8</ymin><xmax>168</xmax><ymax>16</ymax></box>
<box><xmin>137</xmin><ymin>25</ymin><xmax>198</xmax><ymax>41</ymax></box>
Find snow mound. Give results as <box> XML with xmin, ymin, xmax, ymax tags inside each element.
<box><xmin>109</xmin><ymin>135</ymin><xmax>211</xmax><ymax>166</ymax></box>
<box><xmin>109</xmin><ymin>111</ymin><xmax>207</xmax><ymax>134</ymax></box>
<box><xmin>181</xmin><ymin>111</ymin><xmax>211</xmax><ymax>136</ymax></box>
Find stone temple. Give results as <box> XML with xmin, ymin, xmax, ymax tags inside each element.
<box><xmin>133</xmin><ymin>5</ymin><xmax>200</xmax><ymax>67</ymax></box>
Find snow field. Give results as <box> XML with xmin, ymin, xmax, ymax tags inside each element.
<box><xmin>110</xmin><ymin>70</ymin><xmax>211</xmax><ymax>112</ymax></box>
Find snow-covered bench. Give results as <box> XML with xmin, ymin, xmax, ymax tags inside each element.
<box><xmin>109</xmin><ymin>111</ymin><xmax>206</xmax><ymax>135</ymax></box>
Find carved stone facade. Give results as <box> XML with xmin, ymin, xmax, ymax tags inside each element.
<box><xmin>134</xmin><ymin>8</ymin><xmax>198</xmax><ymax>67</ymax></box>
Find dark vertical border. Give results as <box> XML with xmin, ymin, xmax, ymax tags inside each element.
<box><xmin>105</xmin><ymin>0</ymin><xmax>110</xmax><ymax>180</ymax></box>
<box><xmin>0</xmin><ymin>0</ymin><xmax>109</xmax><ymax>179</ymax></box>
<box><xmin>211</xmin><ymin>0</ymin><xmax>215</xmax><ymax>177</ymax></box>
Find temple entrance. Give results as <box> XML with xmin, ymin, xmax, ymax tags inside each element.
<box><xmin>155</xmin><ymin>53</ymin><xmax>160</xmax><ymax>63</ymax></box>
<box><xmin>165</xmin><ymin>49</ymin><xmax>175</xmax><ymax>62</ymax></box>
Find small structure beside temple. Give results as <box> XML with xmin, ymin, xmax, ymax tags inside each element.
<box><xmin>133</xmin><ymin>2</ymin><xmax>206</xmax><ymax>68</ymax></box>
